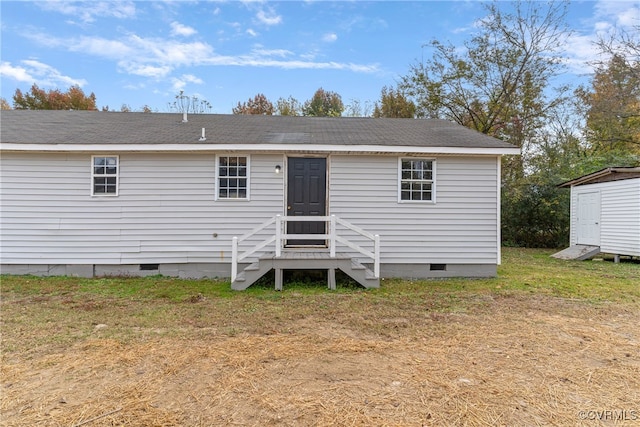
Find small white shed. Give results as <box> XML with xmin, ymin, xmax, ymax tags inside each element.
<box><xmin>559</xmin><ymin>167</ymin><xmax>640</xmax><ymax>258</ymax></box>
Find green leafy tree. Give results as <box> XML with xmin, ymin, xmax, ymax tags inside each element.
<box><xmin>302</xmin><ymin>88</ymin><xmax>344</xmax><ymax>117</ymax></box>
<box><xmin>577</xmin><ymin>53</ymin><xmax>640</xmax><ymax>155</ymax></box>
<box><xmin>400</xmin><ymin>1</ymin><xmax>571</xmax><ymax>172</ymax></box>
<box><xmin>372</xmin><ymin>86</ymin><xmax>416</xmax><ymax>118</ymax></box>
<box><xmin>12</xmin><ymin>84</ymin><xmax>97</xmax><ymax>110</ymax></box>
<box><xmin>232</xmin><ymin>93</ymin><xmax>274</xmax><ymax>115</ymax></box>
<box><xmin>400</xmin><ymin>1</ymin><xmax>575</xmax><ymax>247</ymax></box>
<box><xmin>275</xmin><ymin>96</ymin><xmax>302</xmax><ymax>116</ymax></box>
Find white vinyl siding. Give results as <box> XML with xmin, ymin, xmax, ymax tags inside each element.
<box><xmin>0</xmin><ymin>152</ymin><xmax>284</xmax><ymax>264</ymax></box>
<box><xmin>1</xmin><ymin>152</ymin><xmax>500</xmax><ymax>266</ymax></box>
<box><xmin>569</xmin><ymin>179</ymin><xmax>640</xmax><ymax>256</ymax></box>
<box><xmin>330</xmin><ymin>155</ymin><xmax>499</xmax><ymax>264</ymax></box>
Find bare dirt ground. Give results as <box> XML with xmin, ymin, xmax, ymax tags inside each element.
<box><xmin>2</xmin><ymin>291</ymin><xmax>639</xmax><ymax>426</ymax></box>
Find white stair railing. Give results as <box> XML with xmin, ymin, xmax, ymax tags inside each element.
<box><xmin>231</xmin><ymin>214</ymin><xmax>380</xmax><ymax>282</ymax></box>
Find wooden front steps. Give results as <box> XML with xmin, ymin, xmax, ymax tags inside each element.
<box><xmin>231</xmin><ymin>250</ymin><xmax>380</xmax><ymax>290</ymax></box>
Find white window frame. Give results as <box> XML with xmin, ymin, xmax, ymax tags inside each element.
<box><xmin>215</xmin><ymin>155</ymin><xmax>250</xmax><ymax>201</ymax></box>
<box><xmin>398</xmin><ymin>157</ymin><xmax>436</xmax><ymax>203</ymax></box>
<box><xmin>91</xmin><ymin>155</ymin><xmax>119</xmax><ymax>196</ymax></box>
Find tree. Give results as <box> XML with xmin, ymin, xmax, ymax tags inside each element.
<box><xmin>344</xmin><ymin>99</ymin><xmax>373</xmax><ymax>117</ymax></box>
<box><xmin>399</xmin><ymin>1</ymin><xmax>571</xmax><ymax>149</ymax></box>
<box><xmin>232</xmin><ymin>93</ymin><xmax>274</xmax><ymax>115</ymax></box>
<box><xmin>576</xmin><ymin>22</ymin><xmax>640</xmax><ymax>156</ymax></box>
<box><xmin>12</xmin><ymin>84</ymin><xmax>97</xmax><ymax>110</ymax></box>
<box><xmin>302</xmin><ymin>88</ymin><xmax>344</xmax><ymax>117</ymax></box>
<box><xmin>275</xmin><ymin>96</ymin><xmax>302</xmax><ymax>116</ymax></box>
<box><xmin>400</xmin><ymin>1</ymin><xmax>575</xmax><ymax>248</ymax></box>
<box><xmin>1</xmin><ymin>98</ymin><xmax>11</xmax><ymax>110</ymax></box>
<box><xmin>168</xmin><ymin>90</ymin><xmax>212</xmax><ymax>114</ymax></box>
<box><xmin>372</xmin><ymin>86</ymin><xmax>416</xmax><ymax>118</ymax></box>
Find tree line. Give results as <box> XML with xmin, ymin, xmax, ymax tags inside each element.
<box><xmin>2</xmin><ymin>0</ymin><xmax>638</xmax><ymax>248</ymax></box>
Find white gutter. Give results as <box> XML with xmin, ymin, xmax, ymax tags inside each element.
<box><xmin>0</xmin><ymin>143</ymin><xmax>521</xmax><ymax>156</ymax></box>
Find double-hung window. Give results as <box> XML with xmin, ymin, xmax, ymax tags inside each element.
<box><xmin>92</xmin><ymin>156</ymin><xmax>119</xmax><ymax>196</ymax></box>
<box><xmin>217</xmin><ymin>156</ymin><xmax>249</xmax><ymax>200</ymax></box>
<box><xmin>399</xmin><ymin>158</ymin><xmax>435</xmax><ymax>202</ymax></box>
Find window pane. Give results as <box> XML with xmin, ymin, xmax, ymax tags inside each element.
<box><xmin>401</xmin><ymin>190</ymin><xmax>410</xmax><ymax>200</ymax></box>
<box><xmin>94</xmin><ymin>166</ymin><xmax>105</xmax><ymax>174</ymax></box>
<box><xmin>106</xmin><ymin>185</ymin><xmax>116</xmax><ymax>193</ymax></box>
<box><xmin>412</xmin><ymin>191</ymin><xmax>421</xmax><ymax>200</ymax></box>
<box><xmin>238</xmin><ymin>189</ymin><xmax>247</xmax><ymax>198</ymax></box>
<box><xmin>105</xmin><ymin>167</ymin><xmax>117</xmax><ymax>174</ymax></box>
<box><xmin>94</xmin><ymin>157</ymin><xmax>105</xmax><ymax>166</ymax></box>
<box><xmin>106</xmin><ymin>157</ymin><xmax>117</xmax><ymax>166</ymax></box>
<box><xmin>239</xmin><ymin>178</ymin><xmax>247</xmax><ymax>188</ymax></box>
<box><xmin>219</xmin><ymin>157</ymin><xmax>228</xmax><ymax>166</ymax></box>
<box><xmin>229</xmin><ymin>167</ymin><xmax>237</xmax><ymax>177</ymax></box>
<box><xmin>219</xmin><ymin>188</ymin><xmax>228</xmax><ymax>198</ymax></box>
<box><xmin>219</xmin><ymin>167</ymin><xmax>228</xmax><ymax>177</ymax></box>
<box><xmin>238</xmin><ymin>166</ymin><xmax>247</xmax><ymax>177</ymax></box>
<box><xmin>238</xmin><ymin>157</ymin><xmax>247</xmax><ymax>166</ymax></box>
<box><xmin>229</xmin><ymin>157</ymin><xmax>238</xmax><ymax>166</ymax></box>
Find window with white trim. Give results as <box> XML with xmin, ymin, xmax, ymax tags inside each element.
<box><xmin>217</xmin><ymin>156</ymin><xmax>249</xmax><ymax>199</ymax></box>
<box><xmin>399</xmin><ymin>158</ymin><xmax>434</xmax><ymax>202</ymax></box>
<box><xmin>92</xmin><ymin>156</ymin><xmax>119</xmax><ymax>196</ymax></box>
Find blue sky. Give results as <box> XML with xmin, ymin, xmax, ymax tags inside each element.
<box><xmin>1</xmin><ymin>1</ymin><xmax>638</xmax><ymax>113</ymax></box>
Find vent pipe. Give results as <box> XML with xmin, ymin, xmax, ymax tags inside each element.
<box><xmin>199</xmin><ymin>127</ymin><xmax>206</xmax><ymax>141</ymax></box>
<box><xmin>182</xmin><ymin>111</ymin><xmax>188</xmax><ymax>123</ymax></box>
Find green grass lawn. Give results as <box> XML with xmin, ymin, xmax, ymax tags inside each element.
<box><xmin>2</xmin><ymin>248</ymin><xmax>638</xmax><ymax>303</ymax></box>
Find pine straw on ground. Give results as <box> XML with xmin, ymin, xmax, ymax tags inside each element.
<box><xmin>1</xmin><ymin>294</ymin><xmax>639</xmax><ymax>426</ymax></box>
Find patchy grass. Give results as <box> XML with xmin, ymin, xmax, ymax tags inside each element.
<box><xmin>1</xmin><ymin>248</ymin><xmax>639</xmax><ymax>426</ymax></box>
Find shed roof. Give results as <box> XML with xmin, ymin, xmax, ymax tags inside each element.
<box><xmin>0</xmin><ymin>110</ymin><xmax>518</xmax><ymax>155</ymax></box>
<box><xmin>558</xmin><ymin>167</ymin><xmax>640</xmax><ymax>187</ymax></box>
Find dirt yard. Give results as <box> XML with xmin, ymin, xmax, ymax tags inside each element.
<box><xmin>2</xmin><ymin>283</ymin><xmax>639</xmax><ymax>426</ymax></box>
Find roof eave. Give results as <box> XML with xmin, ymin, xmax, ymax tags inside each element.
<box><xmin>0</xmin><ymin>143</ymin><xmax>521</xmax><ymax>156</ymax></box>
<box><xmin>558</xmin><ymin>167</ymin><xmax>640</xmax><ymax>187</ymax></box>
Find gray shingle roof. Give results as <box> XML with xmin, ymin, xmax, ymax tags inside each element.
<box><xmin>1</xmin><ymin>110</ymin><xmax>517</xmax><ymax>149</ymax></box>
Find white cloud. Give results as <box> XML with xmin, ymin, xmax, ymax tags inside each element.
<box><xmin>37</xmin><ymin>1</ymin><xmax>136</xmax><ymax>23</ymax></box>
<box><xmin>22</xmin><ymin>30</ymin><xmax>380</xmax><ymax>83</ymax></box>
<box><xmin>251</xmin><ymin>47</ymin><xmax>292</xmax><ymax>58</ymax></box>
<box><xmin>562</xmin><ymin>0</ymin><xmax>639</xmax><ymax>74</ymax></box>
<box><xmin>171</xmin><ymin>74</ymin><xmax>204</xmax><ymax>91</ymax></box>
<box><xmin>246</xmin><ymin>28</ymin><xmax>258</xmax><ymax>37</ymax></box>
<box><xmin>322</xmin><ymin>33</ymin><xmax>338</xmax><ymax>43</ymax></box>
<box><xmin>170</xmin><ymin>21</ymin><xmax>197</xmax><ymax>37</ymax></box>
<box><xmin>256</xmin><ymin>8</ymin><xmax>282</xmax><ymax>26</ymax></box>
<box><xmin>0</xmin><ymin>60</ymin><xmax>87</xmax><ymax>87</ymax></box>
<box><xmin>594</xmin><ymin>0</ymin><xmax>640</xmax><ymax>29</ymax></box>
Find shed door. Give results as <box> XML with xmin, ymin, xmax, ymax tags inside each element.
<box><xmin>286</xmin><ymin>157</ymin><xmax>327</xmax><ymax>246</ymax></box>
<box><xmin>576</xmin><ymin>191</ymin><xmax>601</xmax><ymax>246</ymax></box>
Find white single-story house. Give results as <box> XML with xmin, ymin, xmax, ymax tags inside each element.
<box><xmin>557</xmin><ymin>167</ymin><xmax>640</xmax><ymax>260</ymax></box>
<box><xmin>0</xmin><ymin>111</ymin><xmax>519</xmax><ymax>289</ymax></box>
